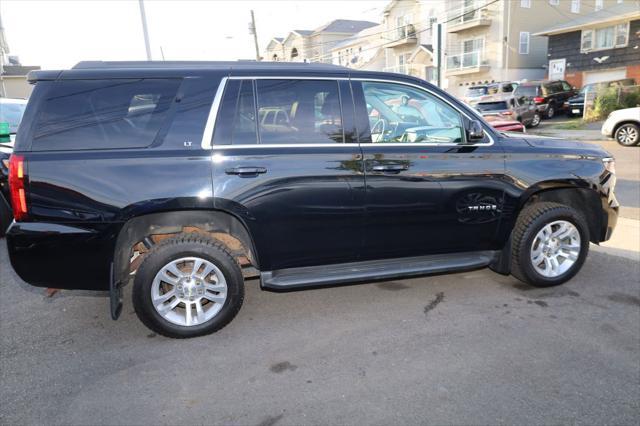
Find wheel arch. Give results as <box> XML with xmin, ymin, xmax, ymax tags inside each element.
<box><xmin>612</xmin><ymin>120</ymin><xmax>640</xmax><ymax>137</ymax></box>
<box><xmin>112</xmin><ymin>210</ymin><xmax>260</xmax><ymax>287</ymax></box>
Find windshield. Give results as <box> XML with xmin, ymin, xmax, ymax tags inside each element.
<box><xmin>0</xmin><ymin>101</ymin><xmax>27</xmax><ymax>133</ymax></box>
<box><xmin>466</xmin><ymin>86</ymin><xmax>487</xmax><ymax>97</ymax></box>
<box><xmin>476</xmin><ymin>101</ymin><xmax>508</xmax><ymax>112</ymax></box>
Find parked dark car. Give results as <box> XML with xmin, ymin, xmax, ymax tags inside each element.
<box><xmin>475</xmin><ymin>98</ymin><xmax>540</xmax><ymax>128</ymax></box>
<box><xmin>566</xmin><ymin>78</ymin><xmax>636</xmax><ymax>117</ymax></box>
<box><xmin>0</xmin><ymin>97</ymin><xmax>27</xmax><ymax>237</ymax></box>
<box><xmin>513</xmin><ymin>80</ymin><xmax>576</xmax><ymax>118</ymax></box>
<box><xmin>6</xmin><ymin>61</ymin><xmax>618</xmax><ymax>338</ymax></box>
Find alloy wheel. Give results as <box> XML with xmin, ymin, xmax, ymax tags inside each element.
<box><xmin>616</xmin><ymin>125</ymin><xmax>639</xmax><ymax>146</ymax></box>
<box><xmin>530</xmin><ymin>220</ymin><xmax>580</xmax><ymax>278</ymax></box>
<box><xmin>151</xmin><ymin>257</ymin><xmax>228</xmax><ymax>327</ymax></box>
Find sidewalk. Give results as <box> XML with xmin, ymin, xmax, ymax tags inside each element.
<box><xmin>598</xmin><ymin>216</ymin><xmax>640</xmax><ymax>260</ymax></box>
<box><xmin>527</xmin><ymin>119</ymin><xmax>606</xmax><ymax>141</ymax></box>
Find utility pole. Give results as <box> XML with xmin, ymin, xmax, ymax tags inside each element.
<box><xmin>0</xmin><ymin>13</ymin><xmax>9</xmax><ymax>97</ymax></box>
<box><xmin>249</xmin><ymin>10</ymin><xmax>260</xmax><ymax>61</ymax></box>
<box><xmin>138</xmin><ymin>0</ymin><xmax>152</xmax><ymax>60</ymax></box>
<box><xmin>436</xmin><ymin>23</ymin><xmax>442</xmax><ymax>88</ymax></box>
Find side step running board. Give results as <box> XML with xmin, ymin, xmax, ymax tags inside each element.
<box><xmin>261</xmin><ymin>251</ymin><xmax>497</xmax><ymax>291</ymax></box>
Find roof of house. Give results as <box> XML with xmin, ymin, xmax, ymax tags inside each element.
<box><xmin>273</xmin><ymin>37</ymin><xmax>283</xmax><ymax>42</ymax></box>
<box><xmin>534</xmin><ymin>1</ymin><xmax>640</xmax><ymax>36</ymax></box>
<box><xmin>292</xmin><ymin>30</ymin><xmax>313</xmax><ymax>36</ymax></box>
<box><xmin>313</xmin><ymin>19</ymin><xmax>378</xmax><ymax>34</ymax></box>
<box><xmin>330</xmin><ymin>24</ymin><xmax>384</xmax><ymax>50</ymax></box>
<box><xmin>1</xmin><ymin>65</ymin><xmax>41</xmax><ymax>76</ymax></box>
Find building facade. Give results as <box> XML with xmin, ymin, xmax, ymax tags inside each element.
<box><xmin>444</xmin><ymin>0</ymin><xmax>628</xmax><ymax>96</ymax></box>
<box><xmin>263</xmin><ymin>20</ymin><xmax>377</xmax><ymax>63</ymax></box>
<box><xmin>535</xmin><ymin>1</ymin><xmax>640</xmax><ymax>87</ymax></box>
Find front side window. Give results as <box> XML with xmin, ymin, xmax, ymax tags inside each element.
<box><xmin>33</xmin><ymin>78</ymin><xmax>180</xmax><ymax>151</ymax></box>
<box><xmin>255</xmin><ymin>79</ymin><xmax>344</xmax><ymax>144</ymax></box>
<box><xmin>361</xmin><ymin>81</ymin><xmax>465</xmax><ymax>144</ymax></box>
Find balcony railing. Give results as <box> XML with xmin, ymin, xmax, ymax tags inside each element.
<box><xmin>446</xmin><ymin>51</ymin><xmax>489</xmax><ymax>74</ymax></box>
<box><xmin>447</xmin><ymin>2</ymin><xmax>491</xmax><ymax>32</ymax></box>
<box><xmin>386</xmin><ymin>24</ymin><xmax>417</xmax><ymax>47</ymax></box>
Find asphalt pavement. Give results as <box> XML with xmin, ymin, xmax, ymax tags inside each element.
<box><xmin>1</xmin><ymin>138</ymin><xmax>639</xmax><ymax>426</ymax></box>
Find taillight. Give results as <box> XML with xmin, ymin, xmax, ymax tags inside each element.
<box><xmin>501</xmin><ymin>111</ymin><xmax>513</xmax><ymax>116</ymax></box>
<box><xmin>8</xmin><ymin>154</ymin><xmax>28</xmax><ymax>221</ymax></box>
<box><xmin>533</xmin><ymin>96</ymin><xmax>545</xmax><ymax>104</ymax></box>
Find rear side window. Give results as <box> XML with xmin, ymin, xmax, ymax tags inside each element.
<box><xmin>476</xmin><ymin>101</ymin><xmax>508</xmax><ymax>111</ymax></box>
<box><xmin>256</xmin><ymin>79</ymin><xmax>344</xmax><ymax>144</ymax></box>
<box><xmin>32</xmin><ymin>78</ymin><xmax>180</xmax><ymax>151</ymax></box>
<box><xmin>516</xmin><ymin>85</ymin><xmax>538</xmax><ymax>97</ymax></box>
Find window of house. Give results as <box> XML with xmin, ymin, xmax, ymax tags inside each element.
<box><xmin>291</xmin><ymin>47</ymin><xmax>298</xmax><ymax>59</ymax></box>
<box><xmin>520</xmin><ymin>0</ymin><xmax>531</xmax><ymax>8</ymax></box>
<box><xmin>571</xmin><ymin>0</ymin><xmax>580</xmax><ymax>13</ymax></box>
<box><xmin>595</xmin><ymin>0</ymin><xmax>603</xmax><ymax>10</ymax></box>
<box><xmin>255</xmin><ymin>79</ymin><xmax>344</xmax><ymax>144</ymax></box>
<box><xmin>549</xmin><ymin>0</ymin><xmax>559</xmax><ymax>5</ymax></box>
<box><xmin>581</xmin><ymin>22</ymin><xmax>629</xmax><ymax>51</ymax></box>
<box><xmin>33</xmin><ymin>78</ymin><xmax>180</xmax><ymax>151</ymax></box>
<box><xmin>519</xmin><ymin>32</ymin><xmax>530</xmax><ymax>54</ymax></box>
<box><xmin>360</xmin><ymin>82</ymin><xmax>466</xmax><ymax>144</ymax></box>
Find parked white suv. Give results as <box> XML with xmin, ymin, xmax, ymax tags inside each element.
<box><xmin>602</xmin><ymin>107</ymin><xmax>640</xmax><ymax>146</ymax></box>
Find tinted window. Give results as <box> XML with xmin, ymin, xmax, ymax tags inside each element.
<box><xmin>516</xmin><ymin>85</ymin><xmax>539</xmax><ymax>97</ymax></box>
<box><xmin>502</xmin><ymin>83</ymin><xmax>515</xmax><ymax>93</ymax></box>
<box><xmin>476</xmin><ymin>101</ymin><xmax>508</xmax><ymax>111</ymax></box>
<box><xmin>561</xmin><ymin>81</ymin><xmax>572</xmax><ymax>91</ymax></box>
<box><xmin>466</xmin><ymin>86</ymin><xmax>487</xmax><ymax>97</ymax></box>
<box><xmin>486</xmin><ymin>84</ymin><xmax>500</xmax><ymax>95</ymax></box>
<box><xmin>362</xmin><ymin>81</ymin><xmax>465</xmax><ymax>144</ymax></box>
<box><xmin>0</xmin><ymin>101</ymin><xmax>27</xmax><ymax>133</ymax></box>
<box><xmin>33</xmin><ymin>79</ymin><xmax>180</xmax><ymax>150</ymax></box>
<box><xmin>256</xmin><ymin>79</ymin><xmax>344</xmax><ymax>144</ymax></box>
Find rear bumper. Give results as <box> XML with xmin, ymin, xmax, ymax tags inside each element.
<box><xmin>6</xmin><ymin>221</ymin><xmax>117</xmax><ymax>290</ymax></box>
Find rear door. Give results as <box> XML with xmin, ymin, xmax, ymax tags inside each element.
<box><xmin>210</xmin><ymin>77</ymin><xmax>365</xmax><ymax>272</ymax></box>
<box><xmin>352</xmin><ymin>79</ymin><xmax>506</xmax><ymax>261</ymax></box>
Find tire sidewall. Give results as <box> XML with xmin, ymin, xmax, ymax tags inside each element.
<box><xmin>133</xmin><ymin>240</ymin><xmax>244</xmax><ymax>337</ymax></box>
<box><xmin>517</xmin><ymin>209</ymin><xmax>589</xmax><ymax>286</ymax></box>
<box><xmin>615</xmin><ymin>124</ymin><xmax>639</xmax><ymax>146</ymax></box>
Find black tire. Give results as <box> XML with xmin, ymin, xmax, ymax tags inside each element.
<box><xmin>510</xmin><ymin>202</ymin><xmax>589</xmax><ymax>287</ymax></box>
<box><xmin>132</xmin><ymin>233</ymin><xmax>244</xmax><ymax>338</ymax></box>
<box><xmin>527</xmin><ymin>113</ymin><xmax>541</xmax><ymax>128</ymax></box>
<box><xmin>545</xmin><ymin>104</ymin><xmax>555</xmax><ymax>119</ymax></box>
<box><xmin>614</xmin><ymin>123</ymin><xmax>640</xmax><ymax>147</ymax></box>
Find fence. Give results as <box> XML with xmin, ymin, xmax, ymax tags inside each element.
<box><xmin>583</xmin><ymin>84</ymin><xmax>640</xmax><ymax>122</ymax></box>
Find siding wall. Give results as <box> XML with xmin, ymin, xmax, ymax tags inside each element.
<box><xmin>547</xmin><ymin>19</ymin><xmax>640</xmax><ymax>75</ymax></box>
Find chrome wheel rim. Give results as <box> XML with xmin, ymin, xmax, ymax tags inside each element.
<box><xmin>547</xmin><ymin>107</ymin><xmax>554</xmax><ymax>118</ymax></box>
<box><xmin>151</xmin><ymin>257</ymin><xmax>227</xmax><ymax>327</ymax></box>
<box><xmin>617</xmin><ymin>126</ymin><xmax>638</xmax><ymax>145</ymax></box>
<box><xmin>531</xmin><ymin>114</ymin><xmax>540</xmax><ymax>126</ymax></box>
<box><xmin>530</xmin><ymin>220</ymin><xmax>581</xmax><ymax>278</ymax></box>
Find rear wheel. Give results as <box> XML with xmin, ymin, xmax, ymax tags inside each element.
<box><xmin>528</xmin><ymin>113</ymin><xmax>541</xmax><ymax>128</ymax></box>
<box><xmin>132</xmin><ymin>233</ymin><xmax>244</xmax><ymax>338</ymax></box>
<box><xmin>510</xmin><ymin>202</ymin><xmax>589</xmax><ymax>287</ymax></box>
<box><xmin>545</xmin><ymin>104</ymin><xmax>555</xmax><ymax>119</ymax></box>
<box><xmin>615</xmin><ymin>123</ymin><xmax>640</xmax><ymax>146</ymax></box>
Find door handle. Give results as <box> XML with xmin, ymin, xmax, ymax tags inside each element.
<box><xmin>371</xmin><ymin>164</ymin><xmax>409</xmax><ymax>173</ymax></box>
<box><xmin>225</xmin><ymin>166</ymin><xmax>267</xmax><ymax>177</ymax></box>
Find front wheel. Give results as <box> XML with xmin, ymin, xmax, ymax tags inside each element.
<box><xmin>132</xmin><ymin>233</ymin><xmax>245</xmax><ymax>338</ymax></box>
<box><xmin>510</xmin><ymin>202</ymin><xmax>589</xmax><ymax>287</ymax></box>
<box><xmin>615</xmin><ymin>123</ymin><xmax>640</xmax><ymax>146</ymax></box>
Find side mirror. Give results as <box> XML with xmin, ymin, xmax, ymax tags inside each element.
<box><xmin>0</xmin><ymin>122</ymin><xmax>10</xmax><ymax>143</ymax></box>
<box><xmin>465</xmin><ymin>119</ymin><xmax>484</xmax><ymax>141</ymax></box>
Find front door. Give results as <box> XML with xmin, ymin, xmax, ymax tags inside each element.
<box><xmin>211</xmin><ymin>77</ymin><xmax>365</xmax><ymax>271</ymax></box>
<box><xmin>352</xmin><ymin>79</ymin><xmax>506</xmax><ymax>261</ymax></box>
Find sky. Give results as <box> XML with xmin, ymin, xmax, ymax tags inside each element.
<box><xmin>0</xmin><ymin>0</ymin><xmax>389</xmax><ymax>69</ymax></box>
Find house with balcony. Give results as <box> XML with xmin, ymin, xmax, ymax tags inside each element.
<box><xmin>380</xmin><ymin>0</ymin><xmax>445</xmax><ymax>82</ymax></box>
<box><xmin>534</xmin><ymin>1</ymin><xmax>640</xmax><ymax>87</ymax></box>
<box><xmin>443</xmin><ymin>0</ymin><xmax>625</xmax><ymax>97</ymax></box>
<box><xmin>263</xmin><ymin>19</ymin><xmax>377</xmax><ymax>63</ymax></box>
<box><xmin>330</xmin><ymin>25</ymin><xmax>386</xmax><ymax>71</ymax></box>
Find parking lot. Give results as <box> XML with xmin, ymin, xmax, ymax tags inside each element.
<box><xmin>1</xmin><ymin>139</ymin><xmax>638</xmax><ymax>425</ymax></box>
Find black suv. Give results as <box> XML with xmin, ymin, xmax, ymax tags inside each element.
<box><xmin>5</xmin><ymin>62</ymin><xmax>618</xmax><ymax>338</ymax></box>
<box><xmin>514</xmin><ymin>80</ymin><xmax>576</xmax><ymax>118</ymax></box>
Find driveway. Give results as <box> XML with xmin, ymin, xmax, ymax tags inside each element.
<box><xmin>1</xmin><ymin>139</ymin><xmax>639</xmax><ymax>426</ymax></box>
